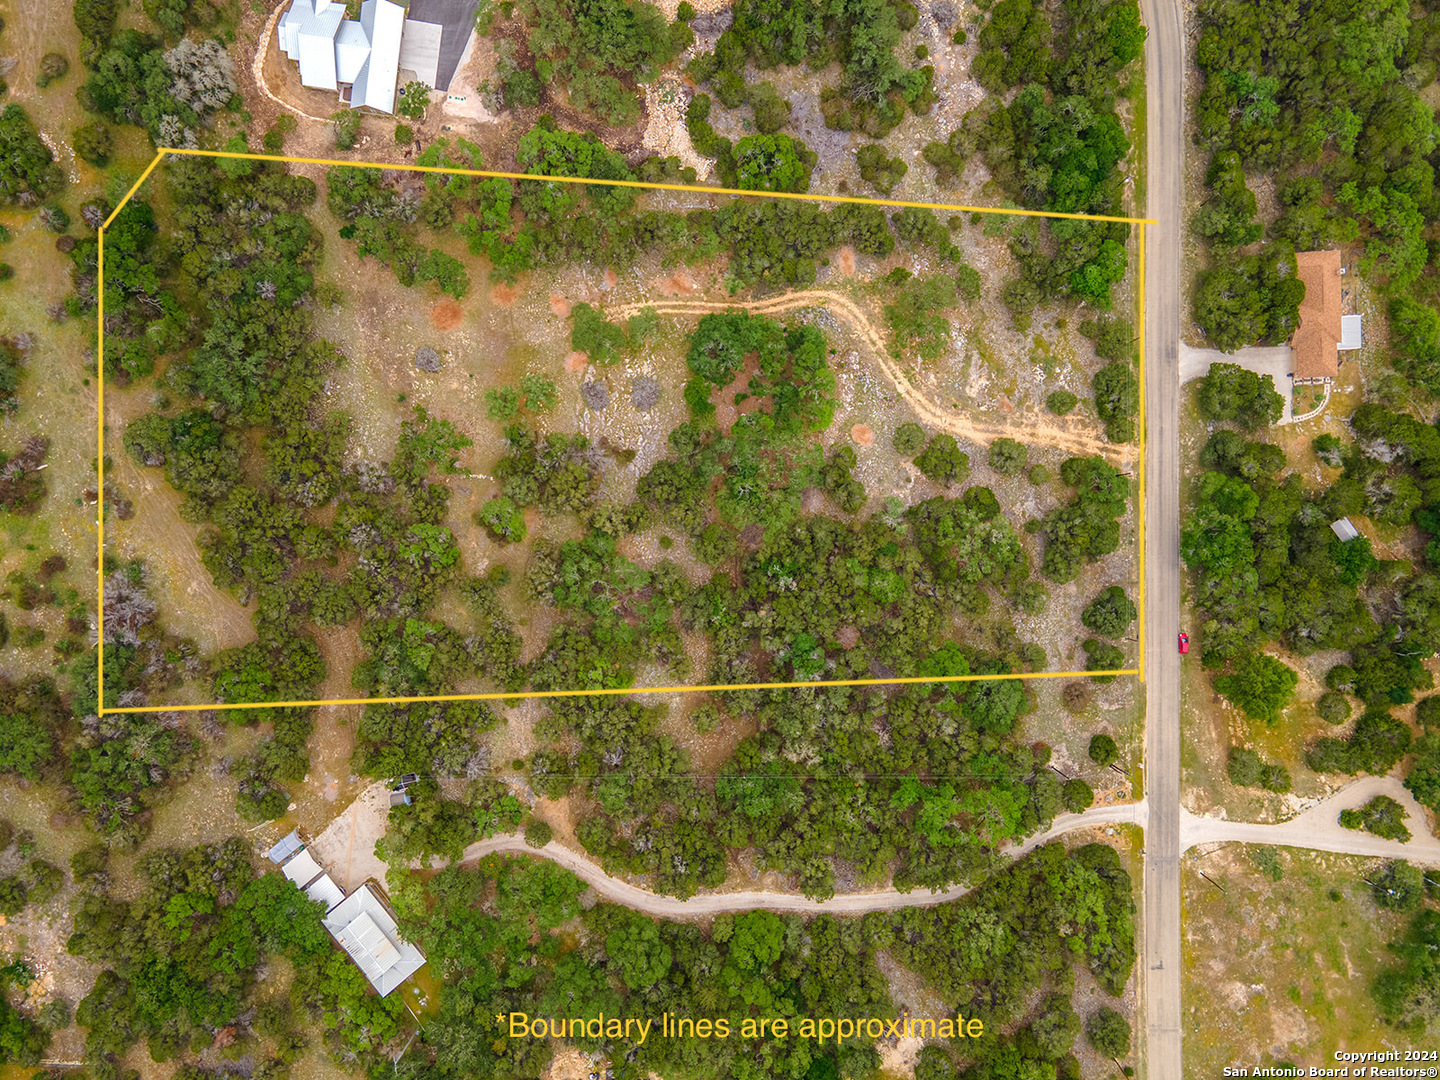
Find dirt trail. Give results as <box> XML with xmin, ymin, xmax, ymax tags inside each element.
<box><xmin>299</xmin><ymin>772</ymin><xmax>1440</xmax><ymax>921</ymax></box>
<box><xmin>606</xmin><ymin>291</ymin><xmax>1130</xmax><ymax>462</ymax></box>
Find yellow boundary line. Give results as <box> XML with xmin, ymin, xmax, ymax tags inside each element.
<box><xmin>1137</xmin><ymin>225</ymin><xmax>1147</xmax><ymax>683</ymax></box>
<box><xmin>99</xmin><ymin>669</ymin><xmax>1142</xmax><ymax>714</ymax></box>
<box><xmin>95</xmin><ymin>148</ymin><xmax>1150</xmax><ymax>716</ymax></box>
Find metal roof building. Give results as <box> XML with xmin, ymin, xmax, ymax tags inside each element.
<box><xmin>304</xmin><ymin>872</ymin><xmax>346</xmax><ymax>911</ymax></box>
<box><xmin>266</xmin><ymin>829</ymin><xmax>427</xmax><ymax>997</ymax></box>
<box><xmin>277</xmin><ymin>0</ymin><xmax>446</xmax><ymax>114</ymax></box>
<box><xmin>281</xmin><ymin>849</ymin><xmax>326</xmax><ymax>890</ymax></box>
<box><xmin>323</xmin><ymin>883</ymin><xmax>426</xmax><ymax>996</ymax></box>
<box><xmin>1331</xmin><ymin>517</ymin><xmax>1361</xmax><ymax>542</ymax></box>
<box><xmin>266</xmin><ymin>829</ymin><xmax>304</xmax><ymax>865</ymax></box>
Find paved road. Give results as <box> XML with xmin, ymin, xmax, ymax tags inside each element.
<box><xmin>1139</xmin><ymin>0</ymin><xmax>1185</xmax><ymax>1073</ymax></box>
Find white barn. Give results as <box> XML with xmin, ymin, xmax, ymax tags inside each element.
<box><xmin>278</xmin><ymin>0</ymin><xmax>442</xmax><ymax>114</ymax></box>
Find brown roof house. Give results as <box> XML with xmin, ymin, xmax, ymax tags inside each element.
<box><xmin>1292</xmin><ymin>250</ymin><xmax>1363</xmax><ymax>383</ymax></box>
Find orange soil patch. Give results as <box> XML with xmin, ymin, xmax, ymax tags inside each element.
<box><xmin>430</xmin><ymin>298</ymin><xmax>463</xmax><ymax>330</ymax></box>
<box><xmin>602</xmin><ymin>268</ymin><xmax>618</xmax><ymax>290</ymax></box>
<box><xmin>659</xmin><ymin>269</ymin><xmax>697</xmax><ymax>296</ymax></box>
<box><xmin>850</xmin><ymin>423</ymin><xmax>875</xmax><ymax>445</ymax></box>
<box><xmin>491</xmin><ymin>283</ymin><xmax>519</xmax><ymax>306</ymax></box>
<box><xmin>836</xmin><ymin>246</ymin><xmax>856</xmax><ymax>276</ymax></box>
<box><xmin>549</xmin><ymin>294</ymin><xmax>572</xmax><ymax>318</ymax></box>
<box><xmin>712</xmin><ymin>352</ymin><xmax>763</xmax><ymax>434</ymax></box>
<box><xmin>564</xmin><ymin>351</ymin><xmax>590</xmax><ymax>372</ymax></box>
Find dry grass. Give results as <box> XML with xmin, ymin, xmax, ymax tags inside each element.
<box><xmin>1182</xmin><ymin>846</ymin><xmax>1409</xmax><ymax>1074</ymax></box>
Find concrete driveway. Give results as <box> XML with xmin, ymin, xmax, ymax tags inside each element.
<box><xmin>1178</xmin><ymin>343</ymin><xmax>1296</xmax><ymax>423</ymax></box>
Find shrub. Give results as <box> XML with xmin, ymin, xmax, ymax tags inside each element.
<box><xmin>746</xmin><ymin>82</ymin><xmax>791</xmax><ymax>134</ymax></box>
<box><xmin>331</xmin><ymin>109</ymin><xmax>362</xmax><ymax>150</ymax></box>
<box><xmin>0</xmin><ymin>875</ymin><xmax>26</xmax><ymax>915</ymax></box>
<box><xmin>1325</xmin><ymin>664</ymin><xmax>1357</xmax><ymax>693</ymax></box>
<box><xmin>1316</xmin><ymin>691</ymin><xmax>1351</xmax><ymax>724</ymax></box>
<box><xmin>27</xmin><ymin>859</ymin><xmax>63</xmax><ymax>905</ymax></box>
<box><xmin>914</xmin><ymin>434</ymin><xmax>969</xmax><ymax>486</ymax></box>
<box><xmin>505</xmin><ymin>69</ymin><xmax>543</xmax><ymax>108</ymax></box>
<box><xmin>37</xmin><ymin>53</ymin><xmax>69</xmax><ymax>89</ymax></box>
<box><xmin>524</xmin><ymin>820</ymin><xmax>554</xmax><ymax>848</ymax></box>
<box><xmin>581</xmin><ymin>380</ymin><xmax>610</xmax><ymax>411</ymax></box>
<box><xmin>1088</xmin><ymin>733</ymin><xmax>1119</xmax><ymax>767</ymax></box>
<box><xmin>1093</xmin><ymin>361</ymin><xmax>1138</xmax><ymax>442</ymax></box>
<box><xmin>394</xmin><ymin>123</ymin><xmax>414</xmax><ymax>143</ymax></box>
<box><xmin>1047</xmin><ymin>389</ymin><xmax>1078</xmax><ymax>415</ymax></box>
<box><xmin>856</xmin><ymin>143</ymin><xmax>908</xmax><ymax>195</ymax></box>
<box><xmin>631</xmin><ymin>376</ymin><xmax>660</xmax><ymax>411</ymax></box>
<box><xmin>1083</xmin><ymin>638</ymin><xmax>1126</xmax><ymax>682</ymax></box>
<box><xmin>893</xmin><ymin>422</ymin><xmax>927</xmax><ymax>456</ymax></box>
<box><xmin>1343</xmin><ymin>795</ymin><xmax>1411</xmax><ymax>842</ymax></box>
<box><xmin>73</xmin><ymin>122</ymin><xmax>112</xmax><ymax>167</ymax></box>
<box><xmin>1085</xmin><ymin>1006</ymin><xmax>1131</xmax><ymax>1057</ymax></box>
<box><xmin>988</xmin><ymin>437</ymin><xmax>1028</xmax><ymax>475</ymax></box>
<box><xmin>1313</xmin><ymin>433</ymin><xmax>1345</xmax><ymax>467</ymax></box>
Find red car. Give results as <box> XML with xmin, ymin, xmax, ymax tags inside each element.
<box><xmin>1178</xmin><ymin>632</ymin><xmax>1190</xmax><ymax>654</ymax></box>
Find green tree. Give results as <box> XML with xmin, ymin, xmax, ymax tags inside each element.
<box><xmin>0</xmin><ymin>106</ymin><xmax>63</xmax><ymax>205</ymax></box>
<box><xmin>605</xmin><ymin>915</ymin><xmax>672</xmax><ymax>990</ymax></box>
<box><xmin>1085</xmin><ymin>1006</ymin><xmax>1131</xmax><ymax>1057</ymax></box>
<box><xmin>1088</xmin><ymin>733</ymin><xmax>1119</xmax><ymax>767</ymax></box>
<box><xmin>1081</xmin><ymin>585</ymin><xmax>1136</xmax><ymax>638</ymax></box>
<box><xmin>988</xmin><ymin>437</ymin><xmax>1028</xmax><ymax>475</ymax></box>
<box><xmin>1196</xmin><ymin>362</ymin><xmax>1284</xmax><ymax>427</ymax></box>
<box><xmin>733</xmin><ymin>133</ymin><xmax>815</xmax><ymax>192</ymax></box>
<box><xmin>1214</xmin><ymin>653</ymin><xmax>1298</xmax><ymax>724</ymax></box>
<box><xmin>1372</xmin><ymin>860</ymin><xmax>1425</xmax><ymax>911</ymax></box>
<box><xmin>893</xmin><ymin>422</ymin><xmax>927</xmax><ymax>456</ymax></box>
<box><xmin>915</xmin><ymin>434</ymin><xmax>970</xmax><ymax>487</ymax></box>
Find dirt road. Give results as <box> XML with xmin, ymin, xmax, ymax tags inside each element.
<box><xmin>298</xmin><ymin>772</ymin><xmax>1439</xmax><ymax>927</ymax></box>
<box><xmin>606</xmin><ymin>291</ymin><xmax>1132</xmax><ymax>463</ymax></box>
<box><xmin>1181</xmin><ymin>775</ymin><xmax>1440</xmax><ymax>864</ymax></box>
<box><xmin>454</xmin><ymin>801</ymin><xmax>1148</xmax><ymax>915</ymax></box>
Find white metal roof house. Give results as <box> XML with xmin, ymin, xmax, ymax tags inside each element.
<box><xmin>278</xmin><ymin>0</ymin><xmax>447</xmax><ymax>114</ymax></box>
<box><xmin>266</xmin><ymin>828</ymin><xmax>426</xmax><ymax>996</ymax></box>
<box><xmin>323</xmin><ymin>883</ymin><xmax>427</xmax><ymax>996</ymax></box>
